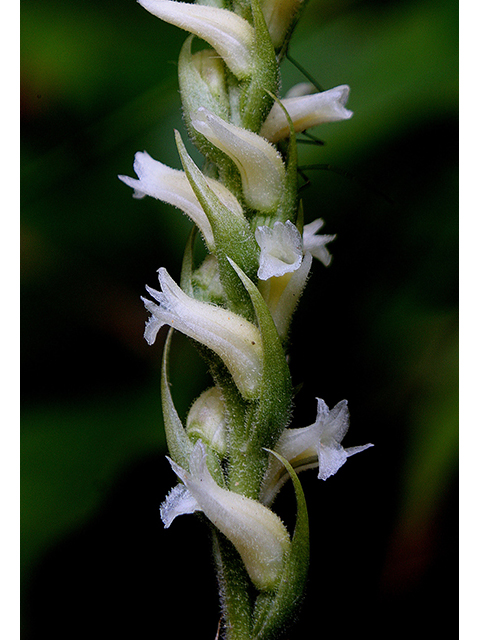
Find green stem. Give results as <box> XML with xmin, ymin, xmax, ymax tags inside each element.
<box><xmin>212</xmin><ymin>530</ymin><xmax>254</xmax><ymax>640</ymax></box>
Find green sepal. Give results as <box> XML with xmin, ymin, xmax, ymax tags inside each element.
<box><xmin>227</xmin><ymin>259</ymin><xmax>293</xmax><ymax>497</ymax></box>
<box><xmin>161</xmin><ymin>328</ymin><xmax>194</xmax><ymax>471</ymax></box>
<box><xmin>175</xmin><ymin>130</ymin><xmax>259</xmax><ymax>315</ymax></box>
<box><xmin>240</xmin><ymin>0</ymin><xmax>279</xmax><ymax>132</ymax></box>
<box><xmin>252</xmin><ymin>450</ymin><xmax>310</xmax><ymax>640</ymax></box>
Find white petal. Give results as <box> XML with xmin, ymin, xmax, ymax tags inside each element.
<box><xmin>260</xmin><ymin>85</ymin><xmax>353</xmax><ymax>143</ymax></box>
<box><xmin>316</xmin><ymin>439</ymin><xmax>348</xmax><ymax>480</ymax></box>
<box><xmin>256</xmin><ymin>221</ymin><xmax>303</xmax><ymax>280</ymax></box>
<box><xmin>303</xmin><ymin>219</ymin><xmax>336</xmax><ymax>267</ymax></box>
<box><xmin>160</xmin><ymin>482</ymin><xmax>200</xmax><ymax>528</ymax></box>
<box><xmin>138</xmin><ymin>0</ymin><xmax>254</xmax><ymax>78</ymax></box>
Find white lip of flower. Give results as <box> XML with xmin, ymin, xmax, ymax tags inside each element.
<box><xmin>260</xmin><ymin>398</ymin><xmax>373</xmax><ymax>506</ymax></box>
<box><xmin>142</xmin><ymin>267</ymin><xmax>263</xmax><ymax>399</ymax></box>
<box><xmin>255</xmin><ymin>219</ymin><xmax>335</xmax><ymax>280</ymax></box>
<box><xmin>260</xmin><ymin>85</ymin><xmax>353</xmax><ymax>143</ymax></box>
<box><xmin>160</xmin><ymin>441</ymin><xmax>291</xmax><ymax>591</ymax></box>
<box><xmin>119</xmin><ymin>151</ymin><xmax>245</xmax><ymax>251</ymax></box>
<box><xmin>137</xmin><ymin>0</ymin><xmax>255</xmax><ymax>79</ymax></box>
<box><xmin>255</xmin><ymin>220</ymin><xmax>303</xmax><ymax>280</ymax></box>
<box><xmin>191</xmin><ymin>107</ymin><xmax>286</xmax><ymax>213</ymax></box>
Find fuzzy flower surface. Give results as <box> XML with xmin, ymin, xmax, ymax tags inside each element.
<box><xmin>161</xmin><ymin>442</ymin><xmax>291</xmax><ymax>591</ymax></box>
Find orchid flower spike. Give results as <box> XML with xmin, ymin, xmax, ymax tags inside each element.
<box><xmin>191</xmin><ymin>107</ymin><xmax>286</xmax><ymax>212</ymax></box>
<box><xmin>119</xmin><ymin>151</ymin><xmax>244</xmax><ymax>250</ymax></box>
<box><xmin>161</xmin><ymin>442</ymin><xmax>291</xmax><ymax>591</ymax></box>
<box><xmin>138</xmin><ymin>0</ymin><xmax>255</xmax><ymax>79</ymax></box>
<box><xmin>260</xmin><ymin>85</ymin><xmax>353</xmax><ymax>143</ymax></box>
<box><xmin>142</xmin><ymin>267</ymin><xmax>263</xmax><ymax>399</ymax></box>
<box><xmin>261</xmin><ymin>398</ymin><xmax>373</xmax><ymax>505</ymax></box>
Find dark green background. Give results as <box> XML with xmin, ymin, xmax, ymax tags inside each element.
<box><xmin>21</xmin><ymin>0</ymin><xmax>458</xmax><ymax>637</ymax></box>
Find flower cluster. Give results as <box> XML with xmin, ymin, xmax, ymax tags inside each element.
<box><xmin>119</xmin><ymin>1</ymin><xmax>371</xmax><ymax>638</ymax></box>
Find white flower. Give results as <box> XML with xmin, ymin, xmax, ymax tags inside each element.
<box><xmin>161</xmin><ymin>442</ymin><xmax>291</xmax><ymax>591</ymax></box>
<box><xmin>260</xmin><ymin>0</ymin><xmax>304</xmax><ymax>49</ymax></box>
<box><xmin>261</xmin><ymin>398</ymin><xmax>373</xmax><ymax>505</ymax></box>
<box><xmin>260</xmin><ymin>85</ymin><xmax>353</xmax><ymax>143</ymax></box>
<box><xmin>255</xmin><ymin>219</ymin><xmax>335</xmax><ymax>279</ymax></box>
<box><xmin>255</xmin><ymin>219</ymin><xmax>335</xmax><ymax>337</ymax></box>
<box><xmin>257</xmin><ymin>252</ymin><xmax>312</xmax><ymax>340</ymax></box>
<box><xmin>191</xmin><ymin>107</ymin><xmax>286</xmax><ymax>212</ymax></box>
<box><xmin>138</xmin><ymin>0</ymin><xmax>255</xmax><ymax>79</ymax></box>
<box><xmin>142</xmin><ymin>267</ymin><xmax>263</xmax><ymax>399</ymax></box>
<box><xmin>119</xmin><ymin>151</ymin><xmax>245</xmax><ymax>251</ymax></box>
<box><xmin>255</xmin><ymin>220</ymin><xmax>303</xmax><ymax>280</ymax></box>
<box><xmin>303</xmin><ymin>219</ymin><xmax>336</xmax><ymax>267</ymax></box>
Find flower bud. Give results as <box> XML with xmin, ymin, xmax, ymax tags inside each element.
<box><xmin>186</xmin><ymin>387</ymin><xmax>227</xmax><ymax>457</ymax></box>
<box><xmin>138</xmin><ymin>0</ymin><xmax>255</xmax><ymax>79</ymax></box>
<box><xmin>192</xmin><ymin>107</ymin><xmax>286</xmax><ymax>212</ymax></box>
<box><xmin>260</xmin><ymin>85</ymin><xmax>353</xmax><ymax>143</ymax></box>
<box><xmin>142</xmin><ymin>267</ymin><xmax>263</xmax><ymax>399</ymax></box>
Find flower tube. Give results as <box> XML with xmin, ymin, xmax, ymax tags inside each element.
<box><xmin>191</xmin><ymin>107</ymin><xmax>286</xmax><ymax>212</ymax></box>
<box><xmin>119</xmin><ymin>151</ymin><xmax>246</xmax><ymax>251</ymax></box>
<box><xmin>260</xmin><ymin>85</ymin><xmax>353</xmax><ymax>143</ymax></box>
<box><xmin>161</xmin><ymin>442</ymin><xmax>291</xmax><ymax>591</ymax></box>
<box><xmin>142</xmin><ymin>267</ymin><xmax>263</xmax><ymax>399</ymax></box>
<box><xmin>138</xmin><ymin>0</ymin><xmax>255</xmax><ymax>79</ymax></box>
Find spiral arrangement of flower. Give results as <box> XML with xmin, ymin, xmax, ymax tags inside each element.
<box><xmin>119</xmin><ymin>2</ymin><xmax>372</xmax><ymax>638</ymax></box>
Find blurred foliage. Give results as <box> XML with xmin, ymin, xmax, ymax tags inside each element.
<box><xmin>21</xmin><ymin>0</ymin><xmax>458</xmax><ymax>638</ymax></box>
